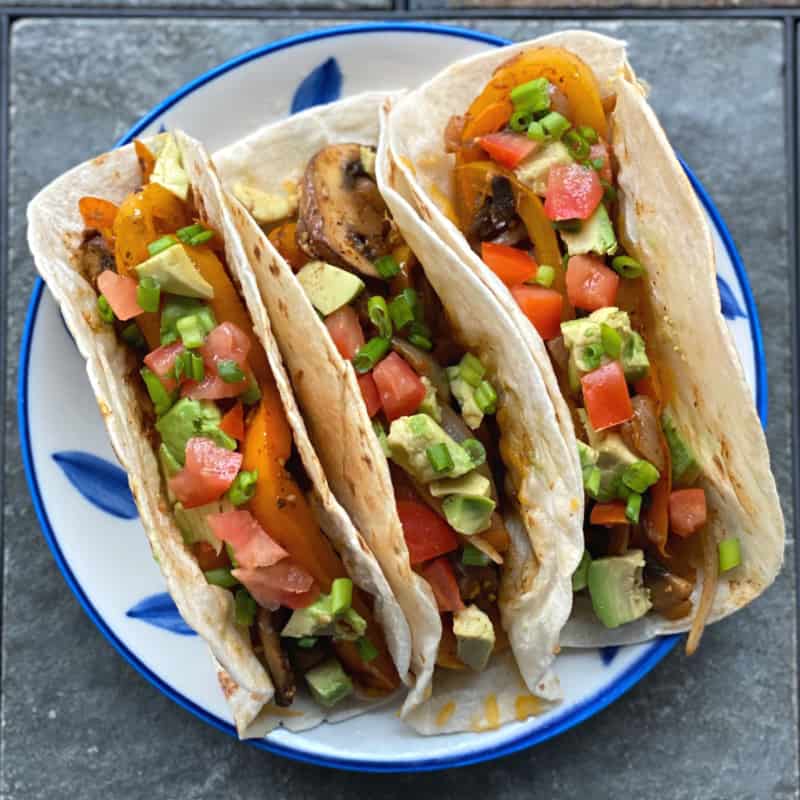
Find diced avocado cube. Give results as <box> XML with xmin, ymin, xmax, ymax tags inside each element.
<box><xmin>594</xmin><ymin>432</ymin><xmax>640</xmax><ymax>503</ymax></box>
<box><xmin>174</xmin><ymin>499</ymin><xmax>230</xmax><ymax>551</ymax></box>
<box><xmin>442</xmin><ymin>494</ymin><xmax>496</xmax><ymax>535</ymax></box>
<box><xmin>135</xmin><ymin>244</ymin><xmax>214</xmax><ymax>300</ymax></box>
<box><xmin>282</xmin><ymin>596</ymin><xmax>334</xmax><ymax>638</ymax></box>
<box><xmin>297</xmin><ymin>260</ymin><xmax>365</xmax><ymax>316</ymax></box>
<box><xmin>577</xmin><ymin>440</ymin><xmax>598</xmax><ymax>470</ymax></box>
<box><xmin>587</xmin><ymin>549</ymin><xmax>652</xmax><ymax>628</ymax></box>
<box><xmin>305</xmin><ymin>658</ymin><xmax>354</xmax><ymax>708</ymax></box>
<box><xmin>158</xmin><ymin>442</ymin><xmax>181</xmax><ymax>503</ymax></box>
<box><xmin>572</xmin><ymin>549</ymin><xmax>592</xmax><ymax>592</ymax></box>
<box><xmin>233</xmin><ymin>182</ymin><xmax>297</xmax><ymax>226</ymax></box>
<box><xmin>156</xmin><ymin>398</ymin><xmax>236</xmax><ymax>465</ymax></box>
<box><xmin>418</xmin><ymin>377</ymin><xmax>442</xmax><ymax>423</ymax></box>
<box><xmin>621</xmin><ymin>330</ymin><xmax>650</xmax><ymax>382</ymax></box>
<box><xmin>661</xmin><ymin>411</ymin><xmax>702</xmax><ymax>486</ymax></box>
<box><xmin>514</xmin><ymin>141</ymin><xmax>573</xmax><ymax>196</ymax></box>
<box><xmin>429</xmin><ymin>471</ymin><xmax>491</xmax><ymax>499</ymax></box>
<box><xmin>387</xmin><ymin>414</ymin><xmax>475</xmax><ymax>484</ymax></box>
<box><xmin>559</xmin><ymin>203</ymin><xmax>618</xmax><ymax>257</ymax></box>
<box><xmin>453</xmin><ymin>604</ymin><xmax>495</xmax><ymax>672</ymax></box>
<box><xmin>446</xmin><ymin>367</ymin><xmax>483</xmax><ymax>430</ymax></box>
<box><xmin>150</xmin><ymin>133</ymin><xmax>189</xmax><ymax>201</ymax></box>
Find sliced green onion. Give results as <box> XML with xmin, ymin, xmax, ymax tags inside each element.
<box><xmin>601</xmin><ymin>179</ymin><xmax>617</xmax><ymax>205</ymax></box>
<box><xmin>590</xmin><ymin>157</ymin><xmax>605</xmax><ymax>171</ymax></box>
<box><xmin>375</xmin><ymin>254</ymin><xmax>400</xmax><ymax>279</ymax></box>
<box><xmin>234</xmin><ymin>588</ymin><xmax>257</xmax><ymax>627</ymax></box>
<box><xmin>583</xmin><ymin>465</ymin><xmax>601</xmax><ymax>498</ymax></box>
<box><xmin>147</xmin><ymin>235</ymin><xmax>178</xmax><ymax>256</ymax></box>
<box><xmin>160</xmin><ymin>298</ymin><xmax>216</xmax><ymax>346</ymax></box>
<box><xmin>622</xmin><ymin>460</ymin><xmax>660</xmax><ymax>493</ymax></box>
<box><xmin>227</xmin><ymin>470</ymin><xmax>258</xmax><ymax>506</ymax></box>
<box><xmin>462</xmin><ymin>544</ymin><xmax>491</xmax><ymax>567</ymax></box>
<box><xmin>367</xmin><ymin>296</ymin><xmax>392</xmax><ymax>339</ymax></box>
<box><xmin>121</xmin><ymin>323</ymin><xmax>146</xmax><ymax>349</ymax></box>
<box><xmin>426</xmin><ymin>442</ymin><xmax>454</xmax><ymax>474</ymax></box>
<box><xmin>136</xmin><ymin>277</ymin><xmax>161</xmax><ymax>313</ymax></box>
<box><xmin>225</xmin><ymin>542</ymin><xmax>238</xmax><ymax>569</ymax></box>
<box><xmin>625</xmin><ymin>492</ymin><xmax>642</xmax><ymax>524</ymax></box>
<box><xmin>217</xmin><ymin>359</ymin><xmax>245</xmax><ymax>384</ymax></box>
<box><xmin>140</xmin><ymin>367</ymin><xmax>174</xmax><ymax>416</ymax></box>
<box><xmin>190</xmin><ymin>352</ymin><xmax>205</xmax><ymax>382</ymax></box>
<box><xmin>462</xmin><ymin>438</ymin><xmax>486</xmax><ymax>468</ymax></box>
<box><xmin>176</xmin><ymin>314</ymin><xmax>206</xmax><ymax>349</ymax></box>
<box><xmin>510</xmin><ymin>77</ymin><xmax>550</xmax><ymax>114</ymax></box>
<box><xmin>204</xmin><ymin>568</ymin><xmax>238</xmax><ymax>588</ymax></box>
<box><xmin>601</xmin><ymin>323</ymin><xmax>622</xmax><ymax>359</ymax></box>
<box><xmin>173</xmin><ymin>350</ymin><xmax>189</xmax><ymax>380</ymax></box>
<box><xmin>563</xmin><ymin>129</ymin><xmax>590</xmax><ymax>160</ymax></box>
<box><xmin>389</xmin><ymin>294</ymin><xmax>414</xmax><ymax>330</ymax></box>
<box><xmin>459</xmin><ymin>352</ymin><xmax>486</xmax><ymax>388</ymax></box>
<box><xmin>718</xmin><ymin>538</ymin><xmax>741</xmax><ymax>572</ymax></box>
<box><xmin>535</xmin><ymin>265</ymin><xmax>555</xmax><ymax>288</ymax></box>
<box><xmin>298</xmin><ymin>637</ymin><xmax>318</xmax><ymax>649</ymax></box>
<box><xmin>353</xmin><ymin>337</ymin><xmax>390</xmax><ymax>374</ymax></box>
<box><xmin>509</xmin><ymin>109</ymin><xmax>533</xmax><ymax>133</ymax></box>
<box><xmin>372</xmin><ymin>420</ymin><xmax>390</xmax><ymax>457</ymax></box>
<box><xmin>552</xmin><ymin>219</ymin><xmax>581</xmax><ymax>233</ymax></box>
<box><xmin>527</xmin><ymin>121</ymin><xmax>546</xmax><ymax>142</ymax></box>
<box><xmin>241</xmin><ymin>379</ymin><xmax>262</xmax><ymax>406</ymax></box>
<box><xmin>539</xmin><ymin>111</ymin><xmax>570</xmax><ymax>140</ymax></box>
<box><xmin>331</xmin><ymin>577</ymin><xmax>353</xmax><ymax>616</ymax></box>
<box><xmin>561</xmin><ymin>252</ymin><xmax>571</xmax><ymax>272</ymax></box>
<box><xmin>177</xmin><ymin>223</ymin><xmax>205</xmax><ymax>242</ymax></box>
<box><xmin>188</xmin><ymin>230</ymin><xmax>214</xmax><ymax>246</ymax></box>
<box><xmin>612</xmin><ymin>255</ymin><xmax>645</xmax><ymax>279</ymax></box>
<box><xmin>357</xmin><ymin>637</ymin><xmax>379</xmax><ymax>662</ymax></box>
<box><xmin>578</xmin><ymin>125</ymin><xmax>599</xmax><ymax>145</ymax></box>
<box><xmin>474</xmin><ymin>380</ymin><xmax>497</xmax><ymax>414</ymax></box>
<box><xmin>405</xmin><ymin>288</ymin><xmax>423</xmax><ymax>321</ymax></box>
<box><xmin>582</xmin><ymin>343</ymin><xmax>604</xmax><ymax>371</ymax></box>
<box><xmin>97</xmin><ymin>295</ymin><xmax>115</xmax><ymax>324</ymax></box>
<box><xmin>408</xmin><ymin>333</ymin><xmax>433</xmax><ymax>351</ymax></box>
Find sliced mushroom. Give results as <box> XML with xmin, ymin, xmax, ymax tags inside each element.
<box><xmin>296</xmin><ymin>143</ymin><xmax>390</xmax><ymax>277</ymax></box>
<box><xmin>256</xmin><ymin>608</ymin><xmax>296</xmax><ymax>707</ymax></box>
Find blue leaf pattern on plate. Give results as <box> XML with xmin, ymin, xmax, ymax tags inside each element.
<box><xmin>52</xmin><ymin>451</ymin><xmax>138</xmax><ymax>520</ymax></box>
<box><xmin>290</xmin><ymin>57</ymin><xmax>343</xmax><ymax>114</ymax></box>
<box><xmin>717</xmin><ymin>275</ymin><xmax>746</xmax><ymax>319</ymax></box>
<box><xmin>126</xmin><ymin>593</ymin><xmax>197</xmax><ymax>636</ymax></box>
<box><xmin>600</xmin><ymin>646</ymin><xmax>620</xmax><ymax>665</ymax></box>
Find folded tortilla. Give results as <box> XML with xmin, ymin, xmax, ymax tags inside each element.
<box><xmin>384</xmin><ymin>31</ymin><xmax>784</xmax><ymax>646</ymax></box>
<box><xmin>27</xmin><ymin>130</ymin><xmax>411</xmax><ymax>736</ymax></box>
<box><xmin>214</xmin><ymin>92</ymin><xmax>585</xmax><ymax>734</ymax></box>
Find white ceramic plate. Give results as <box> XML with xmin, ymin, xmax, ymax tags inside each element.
<box><xmin>19</xmin><ymin>23</ymin><xmax>767</xmax><ymax>772</ymax></box>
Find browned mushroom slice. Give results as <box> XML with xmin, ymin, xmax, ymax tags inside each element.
<box><xmin>296</xmin><ymin>143</ymin><xmax>390</xmax><ymax>277</ymax></box>
<box><xmin>256</xmin><ymin>608</ymin><xmax>296</xmax><ymax>707</ymax></box>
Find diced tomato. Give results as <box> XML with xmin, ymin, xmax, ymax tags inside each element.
<box><xmin>168</xmin><ymin>437</ymin><xmax>243</xmax><ymax>508</ymax></box>
<box><xmin>97</xmin><ymin>270</ymin><xmax>142</xmax><ymax>321</ymax></box>
<box><xmin>478</xmin><ymin>132</ymin><xmax>538</xmax><ymax>169</ymax></box>
<box><xmin>420</xmin><ymin>557</ymin><xmax>464</xmax><ymax>613</ymax></box>
<box><xmin>372</xmin><ymin>352</ymin><xmax>426</xmax><ymax>422</ymax></box>
<box><xmin>544</xmin><ymin>163</ymin><xmax>603</xmax><ymax>221</ymax></box>
<box><xmin>233</xmin><ymin>561</ymin><xmax>319</xmax><ymax>610</ymax></box>
<box><xmin>590</xmin><ymin>501</ymin><xmax>628</xmax><ymax>527</ymax></box>
<box><xmin>566</xmin><ymin>254</ymin><xmax>619</xmax><ymax>312</ymax></box>
<box><xmin>396</xmin><ymin>500</ymin><xmax>459</xmax><ymax>565</ymax></box>
<box><xmin>208</xmin><ymin>509</ymin><xmax>288</xmax><ymax>569</ymax></box>
<box><xmin>143</xmin><ymin>341</ymin><xmax>184</xmax><ymax>392</ymax></box>
<box><xmin>182</xmin><ymin>373</ymin><xmax>249</xmax><ymax>401</ymax></box>
<box><xmin>203</xmin><ymin>321</ymin><xmax>251</xmax><ymax>368</ymax></box>
<box><xmin>358</xmin><ymin>373</ymin><xmax>381</xmax><ymax>418</ymax></box>
<box><xmin>510</xmin><ymin>285</ymin><xmax>563</xmax><ymax>340</ymax></box>
<box><xmin>590</xmin><ymin>140</ymin><xmax>613</xmax><ymax>184</ymax></box>
<box><xmin>481</xmin><ymin>242</ymin><xmax>537</xmax><ymax>286</ymax></box>
<box><xmin>669</xmin><ymin>488</ymin><xmax>707</xmax><ymax>538</ymax></box>
<box><xmin>581</xmin><ymin>361</ymin><xmax>634</xmax><ymax>432</ymax></box>
<box><xmin>325</xmin><ymin>305</ymin><xmax>364</xmax><ymax>360</ymax></box>
<box><xmin>192</xmin><ymin>541</ymin><xmax>229</xmax><ymax>571</ymax></box>
<box><xmin>220</xmin><ymin>401</ymin><xmax>245</xmax><ymax>441</ymax></box>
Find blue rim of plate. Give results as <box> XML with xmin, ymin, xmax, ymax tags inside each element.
<box><xmin>17</xmin><ymin>22</ymin><xmax>767</xmax><ymax>773</ymax></box>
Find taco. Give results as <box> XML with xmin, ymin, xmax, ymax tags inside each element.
<box><xmin>214</xmin><ymin>93</ymin><xmax>584</xmax><ymax>734</ymax></box>
<box><xmin>384</xmin><ymin>31</ymin><xmax>784</xmax><ymax>650</ymax></box>
<box><xmin>26</xmin><ymin>131</ymin><xmax>411</xmax><ymax>737</ymax></box>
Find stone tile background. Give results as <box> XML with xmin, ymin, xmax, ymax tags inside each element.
<box><xmin>1</xmin><ymin>15</ymin><xmax>798</xmax><ymax>800</ymax></box>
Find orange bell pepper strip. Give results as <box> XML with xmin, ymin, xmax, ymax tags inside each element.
<box><xmin>590</xmin><ymin>501</ymin><xmax>628</xmax><ymax>527</ymax></box>
<box><xmin>219</xmin><ymin>401</ymin><xmax>245</xmax><ymax>441</ymax></box>
<box><xmin>268</xmin><ymin>221</ymin><xmax>307</xmax><ymax>271</ymax></box>
<box><xmin>134</xmin><ymin>139</ymin><xmax>156</xmax><ymax>183</ymax></box>
<box><xmin>78</xmin><ymin>196</ymin><xmax>118</xmax><ymax>248</ymax></box>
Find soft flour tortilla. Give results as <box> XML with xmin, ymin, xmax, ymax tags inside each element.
<box><xmin>386</xmin><ymin>31</ymin><xmax>785</xmax><ymax>646</ymax></box>
<box><xmin>27</xmin><ymin>131</ymin><xmax>411</xmax><ymax>737</ymax></box>
<box><xmin>214</xmin><ymin>93</ymin><xmax>584</xmax><ymax>733</ymax></box>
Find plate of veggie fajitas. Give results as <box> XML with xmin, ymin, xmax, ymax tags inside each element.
<box><xmin>20</xmin><ymin>23</ymin><xmax>778</xmax><ymax>771</ymax></box>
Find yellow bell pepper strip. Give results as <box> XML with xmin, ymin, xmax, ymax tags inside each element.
<box><xmin>267</xmin><ymin>221</ymin><xmax>307</xmax><ymax>271</ymax></box>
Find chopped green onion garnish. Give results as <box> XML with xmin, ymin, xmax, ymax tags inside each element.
<box><xmin>353</xmin><ymin>337</ymin><xmax>390</xmax><ymax>374</ymax></box>
<box><xmin>176</xmin><ymin>314</ymin><xmax>206</xmax><ymax>349</ymax></box>
<box><xmin>375</xmin><ymin>254</ymin><xmax>400</xmax><ymax>279</ymax></box>
<box><xmin>611</xmin><ymin>255</ymin><xmax>645</xmax><ymax>279</ymax></box>
<box><xmin>367</xmin><ymin>296</ymin><xmax>392</xmax><ymax>339</ymax></box>
<box><xmin>462</xmin><ymin>544</ymin><xmax>491</xmax><ymax>567</ymax></box>
<box><xmin>225</xmin><ymin>542</ymin><xmax>238</xmax><ymax>568</ymax></box>
<box><xmin>227</xmin><ymin>470</ymin><xmax>258</xmax><ymax>506</ymax></box>
<box><xmin>147</xmin><ymin>235</ymin><xmax>178</xmax><ymax>256</ymax></box>
<box><xmin>136</xmin><ymin>277</ymin><xmax>161</xmax><ymax>313</ymax></box>
<box><xmin>539</xmin><ymin>111</ymin><xmax>570</xmax><ymax>140</ymax></box>
<box><xmin>217</xmin><ymin>359</ymin><xmax>245</xmax><ymax>384</ymax></box>
<box><xmin>563</xmin><ymin>129</ymin><xmax>589</xmax><ymax>160</ymax></box>
<box><xmin>160</xmin><ymin>298</ymin><xmax>216</xmax><ymax>346</ymax></box>
<box><xmin>189</xmin><ymin>230</ymin><xmax>214</xmax><ymax>246</ymax></box>
<box><xmin>509</xmin><ymin>109</ymin><xmax>533</xmax><ymax>133</ymax></box>
<box><xmin>622</xmin><ymin>460</ymin><xmax>660</xmax><ymax>494</ymax></box>
<box><xmin>578</xmin><ymin>125</ymin><xmax>599</xmax><ymax>145</ymax></box>
<box><xmin>601</xmin><ymin>323</ymin><xmax>622</xmax><ymax>359</ymax></box>
<box><xmin>590</xmin><ymin>158</ymin><xmax>605</xmax><ymax>171</ymax></box>
<box><xmin>372</xmin><ymin>420</ymin><xmax>390</xmax><ymax>457</ymax></box>
<box><xmin>357</xmin><ymin>637</ymin><xmax>379</xmax><ymax>662</ymax></box>
<box><xmin>404</xmin><ymin>288</ymin><xmax>422</xmax><ymax>322</ymax></box>
<box><xmin>241</xmin><ymin>379</ymin><xmax>262</xmax><ymax>406</ymax></box>
<box><xmin>582</xmin><ymin>343</ymin><xmax>604</xmax><ymax>371</ymax></box>
<box><xmin>535</xmin><ymin>265</ymin><xmax>555</xmax><ymax>288</ymax></box>
<box><xmin>474</xmin><ymin>380</ymin><xmax>497</xmax><ymax>414</ymax></box>
<box><xmin>510</xmin><ymin>77</ymin><xmax>551</xmax><ymax>114</ymax></box>
<box><xmin>298</xmin><ymin>637</ymin><xmax>318</xmax><ymax>649</ymax></box>
<box><xmin>331</xmin><ymin>577</ymin><xmax>353</xmax><ymax>616</ymax></box>
<box><xmin>527</xmin><ymin>121</ymin><xmax>546</xmax><ymax>142</ymax></box>
<box><xmin>552</xmin><ymin>219</ymin><xmax>581</xmax><ymax>233</ymax></box>
<box><xmin>190</xmin><ymin>352</ymin><xmax>205</xmax><ymax>382</ymax></box>
<box><xmin>408</xmin><ymin>333</ymin><xmax>433</xmax><ymax>351</ymax></box>
<box><xmin>426</xmin><ymin>442</ymin><xmax>454</xmax><ymax>474</ymax></box>
<box><xmin>561</xmin><ymin>252</ymin><xmax>570</xmax><ymax>272</ymax></box>
<box><xmin>601</xmin><ymin>179</ymin><xmax>617</xmax><ymax>205</ymax></box>
<box><xmin>97</xmin><ymin>294</ymin><xmax>115</xmax><ymax>324</ymax></box>
<box><xmin>177</xmin><ymin>223</ymin><xmax>205</xmax><ymax>242</ymax></box>
<box><xmin>121</xmin><ymin>323</ymin><xmax>146</xmax><ymax>349</ymax></box>
<box><xmin>625</xmin><ymin>492</ymin><xmax>642</xmax><ymax>524</ymax></box>
<box><xmin>583</xmin><ymin>465</ymin><xmax>601</xmax><ymax>497</ymax></box>
<box><xmin>459</xmin><ymin>352</ymin><xmax>486</xmax><ymax>388</ymax></box>
<box><xmin>718</xmin><ymin>538</ymin><xmax>741</xmax><ymax>572</ymax></box>
<box><xmin>204</xmin><ymin>568</ymin><xmax>238</xmax><ymax>588</ymax></box>
<box><xmin>389</xmin><ymin>294</ymin><xmax>414</xmax><ymax>330</ymax></box>
<box><xmin>234</xmin><ymin>588</ymin><xmax>257</xmax><ymax>627</ymax></box>
<box><xmin>462</xmin><ymin>438</ymin><xmax>486</xmax><ymax>467</ymax></box>
<box><xmin>140</xmin><ymin>367</ymin><xmax>175</xmax><ymax>416</ymax></box>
